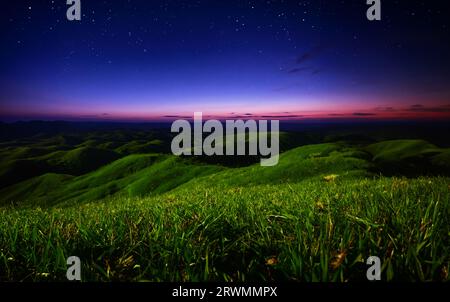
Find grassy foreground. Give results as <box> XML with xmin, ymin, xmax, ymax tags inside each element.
<box><xmin>1</xmin><ymin>176</ymin><xmax>449</xmax><ymax>281</ymax></box>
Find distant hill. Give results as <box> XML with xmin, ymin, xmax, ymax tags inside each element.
<box><xmin>173</xmin><ymin>142</ymin><xmax>373</xmax><ymax>191</ymax></box>
<box><xmin>0</xmin><ymin>147</ymin><xmax>120</xmax><ymax>189</ymax></box>
<box><xmin>43</xmin><ymin>147</ymin><xmax>121</xmax><ymax>175</ymax></box>
<box><xmin>0</xmin><ymin>154</ymin><xmax>224</xmax><ymax>206</ymax></box>
<box><xmin>366</xmin><ymin>139</ymin><xmax>450</xmax><ymax>176</ymax></box>
<box><xmin>0</xmin><ymin>173</ymin><xmax>74</xmax><ymax>206</ymax></box>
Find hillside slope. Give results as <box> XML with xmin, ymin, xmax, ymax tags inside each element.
<box><xmin>0</xmin><ymin>147</ymin><xmax>120</xmax><ymax>189</ymax></box>
<box><xmin>175</xmin><ymin>142</ymin><xmax>374</xmax><ymax>191</ymax></box>
<box><xmin>1</xmin><ymin>139</ymin><xmax>450</xmax><ymax>207</ymax></box>
<box><xmin>0</xmin><ymin>154</ymin><xmax>224</xmax><ymax>206</ymax></box>
<box><xmin>366</xmin><ymin>139</ymin><xmax>450</xmax><ymax>175</ymax></box>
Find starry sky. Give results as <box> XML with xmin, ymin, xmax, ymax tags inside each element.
<box><xmin>1</xmin><ymin>0</ymin><xmax>450</xmax><ymax>122</ymax></box>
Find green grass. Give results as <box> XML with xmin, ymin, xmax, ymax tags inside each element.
<box><xmin>0</xmin><ymin>176</ymin><xmax>448</xmax><ymax>281</ymax></box>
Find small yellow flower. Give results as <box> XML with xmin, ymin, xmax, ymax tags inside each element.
<box><xmin>315</xmin><ymin>201</ymin><xmax>326</xmax><ymax>211</ymax></box>
<box><xmin>38</xmin><ymin>273</ymin><xmax>50</xmax><ymax>277</ymax></box>
<box><xmin>441</xmin><ymin>266</ymin><xmax>448</xmax><ymax>280</ymax></box>
<box><xmin>323</xmin><ymin>174</ymin><xmax>339</xmax><ymax>182</ymax></box>
<box><xmin>265</xmin><ymin>257</ymin><xmax>278</xmax><ymax>266</ymax></box>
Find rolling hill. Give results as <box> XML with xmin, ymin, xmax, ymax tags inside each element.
<box><xmin>0</xmin><ymin>154</ymin><xmax>224</xmax><ymax>206</ymax></box>
<box><xmin>0</xmin><ymin>147</ymin><xmax>121</xmax><ymax>189</ymax></box>
<box><xmin>365</xmin><ymin>139</ymin><xmax>450</xmax><ymax>175</ymax></box>
<box><xmin>1</xmin><ymin>136</ymin><xmax>450</xmax><ymax>207</ymax></box>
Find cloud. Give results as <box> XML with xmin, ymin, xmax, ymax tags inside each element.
<box><xmin>352</xmin><ymin>112</ymin><xmax>377</xmax><ymax>116</ymax></box>
<box><xmin>228</xmin><ymin>115</ymin><xmax>255</xmax><ymax>119</ymax></box>
<box><xmin>296</xmin><ymin>53</ymin><xmax>313</xmax><ymax>65</ymax></box>
<box><xmin>295</xmin><ymin>45</ymin><xmax>325</xmax><ymax>64</ymax></box>
<box><xmin>260</xmin><ymin>115</ymin><xmax>303</xmax><ymax>118</ymax></box>
<box><xmin>228</xmin><ymin>114</ymin><xmax>303</xmax><ymax>119</ymax></box>
<box><xmin>373</xmin><ymin>104</ymin><xmax>450</xmax><ymax>113</ymax></box>
<box><xmin>296</xmin><ymin>45</ymin><xmax>326</xmax><ymax>64</ymax></box>
<box><xmin>407</xmin><ymin>104</ymin><xmax>450</xmax><ymax>112</ymax></box>
<box><xmin>163</xmin><ymin>115</ymin><xmax>192</xmax><ymax>118</ymax></box>
<box><xmin>374</xmin><ymin>106</ymin><xmax>396</xmax><ymax>112</ymax></box>
<box><xmin>283</xmin><ymin>45</ymin><xmax>327</xmax><ymax>78</ymax></box>
<box><xmin>288</xmin><ymin>67</ymin><xmax>311</xmax><ymax>74</ymax></box>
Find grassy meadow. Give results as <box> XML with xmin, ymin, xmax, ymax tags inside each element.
<box><xmin>0</xmin><ymin>123</ymin><xmax>449</xmax><ymax>281</ymax></box>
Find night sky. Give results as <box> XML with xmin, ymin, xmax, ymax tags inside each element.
<box><xmin>1</xmin><ymin>0</ymin><xmax>450</xmax><ymax>121</ymax></box>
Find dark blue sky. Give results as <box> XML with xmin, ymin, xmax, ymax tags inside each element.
<box><xmin>1</xmin><ymin>0</ymin><xmax>450</xmax><ymax>121</ymax></box>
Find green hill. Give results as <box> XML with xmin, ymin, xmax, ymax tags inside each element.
<box><xmin>0</xmin><ymin>158</ymin><xmax>51</xmax><ymax>189</ymax></box>
<box><xmin>178</xmin><ymin>142</ymin><xmax>373</xmax><ymax>191</ymax></box>
<box><xmin>0</xmin><ymin>142</ymin><xmax>372</xmax><ymax>206</ymax></box>
<box><xmin>0</xmin><ymin>147</ymin><xmax>121</xmax><ymax>189</ymax></box>
<box><xmin>114</xmin><ymin>139</ymin><xmax>166</xmax><ymax>154</ymax></box>
<box><xmin>432</xmin><ymin>150</ymin><xmax>450</xmax><ymax>169</ymax></box>
<box><xmin>43</xmin><ymin>146</ymin><xmax>121</xmax><ymax>175</ymax></box>
<box><xmin>366</xmin><ymin>139</ymin><xmax>441</xmax><ymax>161</ymax></box>
<box><xmin>0</xmin><ymin>154</ymin><xmax>224</xmax><ymax>207</ymax></box>
<box><xmin>1</xmin><ymin>134</ymin><xmax>450</xmax><ymax>207</ymax></box>
<box><xmin>366</xmin><ymin>139</ymin><xmax>450</xmax><ymax>175</ymax></box>
<box><xmin>0</xmin><ymin>173</ymin><xmax>74</xmax><ymax>207</ymax></box>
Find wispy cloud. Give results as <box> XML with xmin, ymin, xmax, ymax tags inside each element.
<box><xmin>296</xmin><ymin>45</ymin><xmax>326</xmax><ymax>64</ymax></box>
<box><xmin>288</xmin><ymin>67</ymin><xmax>311</xmax><ymax>74</ymax></box>
<box><xmin>407</xmin><ymin>104</ymin><xmax>450</xmax><ymax>112</ymax></box>
<box><xmin>352</xmin><ymin>112</ymin><xmax>377</xmax><ymax>116</ymax></box>
<box><xmin>260</xmin><ymin>115</ymin><xmax>303</xmax><ymax>118</ymax></box>
<box><xmin>276</xmin><ymin>45</ymin><xmax>327</xmax><ymax>91</ymax></box>
<box><xmin>163</xmin><ymin>115</ymin><xmax>193</xmax><ymax>118</ymax></box>
<box><xmin>374</xmin><ymin>106</ymin><xmax>396</xmax><ymax>112</ymax></box>
<box><xmin>328</xmin><ymin>113</ymin><xmax>345</xmax><ymax>116</ymax></box>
